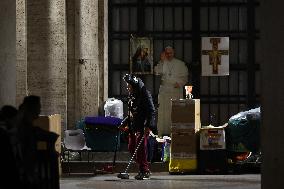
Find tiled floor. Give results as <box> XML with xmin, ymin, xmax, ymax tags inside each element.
<box><xmin>60</xmin><ymin>172</ymin><xmax>261</xmax><ymax>189</ymax></box>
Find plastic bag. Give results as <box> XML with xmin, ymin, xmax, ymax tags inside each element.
<box><xmin>161</xmin><ymin>136</ymin><xmax>171</xmax><ymax>162</ymax></box>
<box><xmin>104</xmin><ymin>98</ymin><xmax>123</xmax><ymax>119</ymax></box>
<box><xmin>229</xmin><ymin>107</ymin><xmax>261</xmax><ymax>122</ymax></box>
<box><xmin>226</xmin><ymin>107</ymin><xmax>261</xmax><ymax>153</ymax></box>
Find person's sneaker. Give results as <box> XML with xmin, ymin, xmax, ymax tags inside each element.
<box><xmin>134</xmin><ymin>171</ymin><xmax>151</xmax><ymax>180</ymax></box>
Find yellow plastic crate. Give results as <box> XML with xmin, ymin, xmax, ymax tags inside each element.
<box><xmin>169</xmin><ymin>158</ymin><xmax>197</xmax><ymax>173</ymax></box>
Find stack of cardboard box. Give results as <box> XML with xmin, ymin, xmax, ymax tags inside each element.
<box><xmin>169</xmin><ymin>99</ymin><xmax>201</xmax><ymax>173</ymax></box>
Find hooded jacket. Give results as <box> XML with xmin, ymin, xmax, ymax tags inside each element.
<box><xmin>127</xmin><ymin>77</ymin><xmax>156</xmax><ymax>133</ymax></box>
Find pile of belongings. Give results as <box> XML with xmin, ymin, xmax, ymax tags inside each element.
<box><xmin>225</xmin><ymin>107</ymin><xmax>261</xmax><ymax>165</ymax></box>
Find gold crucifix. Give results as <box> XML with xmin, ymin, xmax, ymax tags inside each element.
<box><xmin>202</xmin><ymin>38</ymin><xmax>229</xmax><ymax>74</ymax></box>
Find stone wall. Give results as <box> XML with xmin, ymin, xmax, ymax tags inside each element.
<box><xmin>1</xmin><ymin>0</ymin><xmax>107</xmax><ymax>130</ymax></box>
<box><xmin>0</xmin><ymin>0</ymin><xmax>16</xmax><ymax>107</ymax></box>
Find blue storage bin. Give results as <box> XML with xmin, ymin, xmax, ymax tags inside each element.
<box><xmin>84</xmin><ymin>116</ymin><xmax>122</xmax><ymax>152</ymax></box>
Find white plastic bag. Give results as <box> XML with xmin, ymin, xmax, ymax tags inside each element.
<box><xmin>229</xmin><ymin>107</ymin><xmax>261</xmax><ymax>121</ymax></box>
<box><xmin>104</xmin><ymin>98</ymin><xmax>123</xmax><ymax>119</ymax></box>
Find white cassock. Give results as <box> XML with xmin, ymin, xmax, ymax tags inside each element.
<box><xmin>154</xmin><ymin>58</ymin><xmax>188</xmax><ymax>136</ymax></box>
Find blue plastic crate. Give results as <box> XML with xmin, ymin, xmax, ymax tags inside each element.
<box><xmin>84</xmin><ymin>116</ymin><xmax>122</xmax><ymax>152</ymax></box>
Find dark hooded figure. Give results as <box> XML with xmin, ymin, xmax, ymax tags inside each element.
<box><xmin>122</xmin><ymin>74</ymin><xmax>156</xmax><ymax>180</ymax></box>
<box><xmin>16</xmin><ymin>95</ymin><xmax>58</xmax><ymax>189</ymax></box>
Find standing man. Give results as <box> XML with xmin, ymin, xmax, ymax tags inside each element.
<box><xmin>121</xmin><ymin>74</ymin><xmax>156</xmax><ymax>180</ymax></box>
<box><xmin>154</xmin><ymin>46</ymin><xmax>188</xmax><ymax>136</ymax></box>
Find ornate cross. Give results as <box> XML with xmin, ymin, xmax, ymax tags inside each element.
<box><xmin>202</xmin><ymin>38</ymin><xmax>229</xmax><ymax>74</ymax></box>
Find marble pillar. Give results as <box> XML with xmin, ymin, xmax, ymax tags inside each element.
<box><xmin>16</xmin><ymin>0</ymin><xmax>27</xmax><ymax>107</ymax></box>
<box><xmin>74</xmin><ymin>0</ymin><xmax>99</xmax><ymax>120</ymax></box>
<box><xmin>26</xmin><ymin>0</ymin><xmax>67</xmax><ymax>128</ymax></box>
<box><xmin>98</xmin><ymin>0</ymin><xmax>108</xmax><ymax>108</ymax></box>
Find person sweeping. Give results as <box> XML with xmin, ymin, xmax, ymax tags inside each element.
<box><xmin>118</xmin><ymin>74</ymin><xmax>156</xmax><ymax>180</ymax></box>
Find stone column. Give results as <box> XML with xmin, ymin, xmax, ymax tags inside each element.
<box><xmin>98</xmin><ymin>0</ymin><xmax>108</xmax><ymax>108</ymax></box>
<box><xmin>66</xmin><ymin>0</ymin><xmax>76</xmax><ymax>129</ymax></box>
<box><xmin>0</xmin><ymin>0</ymin><xmax>16</xmax><ymax>107</ymax></box>
<box><xmin>26</xmin><ymin>0</ymin><xmax>67</xmax><ymax>127</ymax></box>
<box><xmin>74</xmin><ymin>0</ymin><xmax>99</xmax><ymax>120</ymax></box>
<box><xmin>16</xmin><ymin>0</ymin><xmax>27</xmax><ymax>107</ymax></box>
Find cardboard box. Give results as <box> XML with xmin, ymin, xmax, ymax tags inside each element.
<box><xmin>171</xmin><ymin>128</ymin><xmax>194</xmax><ymax>134</ymax></box>
<box><xmin>171</xmin><ymin>123</ymin><xmax>201</xmax><ymax>133</ymax></box>
<box><xmin>171</xmin><ymin>99</ymin><xmax>201</xmax><ymax>131</ymax></box>
<box><xmin>200</xmin><ymin>125</ymin><xmax>226</xmax><ymax>150</ymax></box>
<box><xmin>33</xmin><ymin>114</ymin><xmax>62</xmax><ymax>175</ymax></box>
<box><xmin>171</xmin><ymin>131</ymin><xmax>197</xmax><ymax>154</ymax></box>
<box><xmin>33</xmin><ymin>114</ymin><xmax>62</xmax><ymax>153</ymax></box>
<box><xmin>170</xmin><ymin>152</ymin><xmax>197</xmax><ymax>159</ymax></box>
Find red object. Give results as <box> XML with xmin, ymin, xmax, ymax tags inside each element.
<box><xmin>96</xmin><ymin>164</ymin><xmax>114</xmax><ymax>174</ymax></box>
<box><xmin>103</xmin><ymin>165</ymin><xmax>114</xmax><ymax>173</ymax></box>
<box><xmin>119</xmin><ymin>126</ymin><xmax>129</xmax><ymax>132</ymax></box>
<box><xmin>235</xmin><ymin>152</ymin><xmax>250</xmax><ymax>161</ymax></box>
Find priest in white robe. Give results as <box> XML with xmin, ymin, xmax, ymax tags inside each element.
<box><xmin>154</xmin><ymin>46</ymin><xmax>188</xmax><ymax>136</ymax></box>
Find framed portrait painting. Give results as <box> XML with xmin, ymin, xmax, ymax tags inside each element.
<box><xmin>130</xmin><ymin>37</ymin><xmax>153</xmax><ymax>74</ymax></box>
